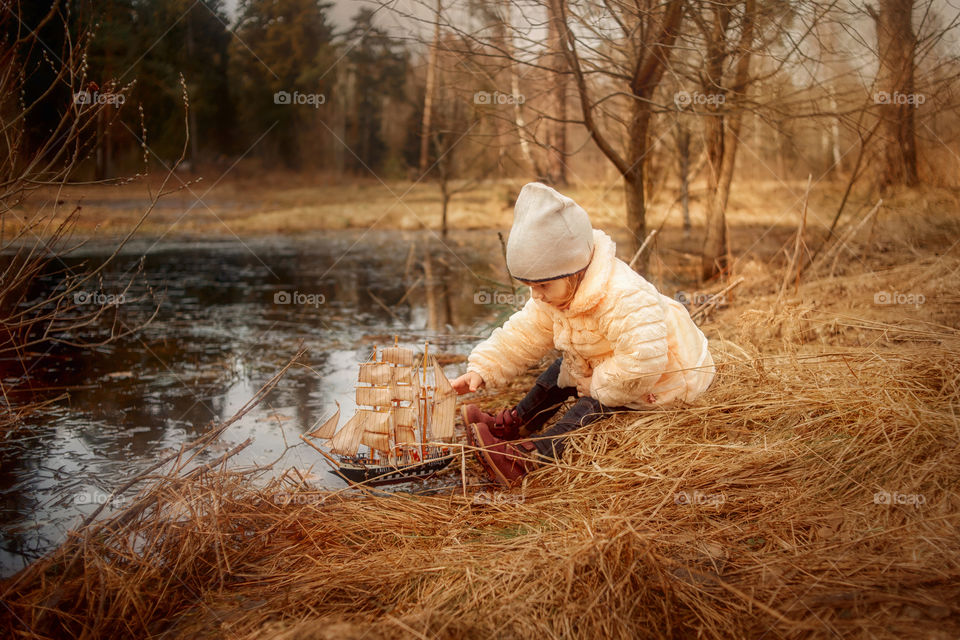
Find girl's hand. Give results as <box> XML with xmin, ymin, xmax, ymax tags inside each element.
<box><xmin>451</xmin><ymin>371</ymin><xmax>485</xmax><ymax>394</ymax></box>
<box><xmin>577</xmin><ymin>376</ymin><xmax>593</xmax><ymax>397</ymax></box>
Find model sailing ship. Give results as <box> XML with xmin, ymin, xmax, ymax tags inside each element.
<box><xmin>302</xmin><ymin>339</ymin><xmax>457</xmax><ymax>486</ymax></box>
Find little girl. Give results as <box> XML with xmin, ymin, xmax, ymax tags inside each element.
<box><xmin>451</xmin><ymin>182</ymin><xmax>715</xmax><ymax>488</ymax></box>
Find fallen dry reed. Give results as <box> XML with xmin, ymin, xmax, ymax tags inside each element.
<box><xmin>2</xmin><ymin>202</ymin><xmax>959</xmax><ymax>639</ymax></box>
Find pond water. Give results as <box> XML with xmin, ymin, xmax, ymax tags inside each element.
<box><xmin>0</xmin><ymin>229</ymin><xmax>520</xmax><ymax>577</ymax></box>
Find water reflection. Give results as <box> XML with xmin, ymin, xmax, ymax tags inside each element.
<box><xmin>0</xmin><ymin>229</ymin><xmax>512</xmax><ymax>576</ymax></box>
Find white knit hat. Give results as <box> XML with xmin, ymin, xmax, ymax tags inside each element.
<box><xmin>506</xmin><ymin>182</ymin><xmax>594</xmax><ymax>282</ymax></box>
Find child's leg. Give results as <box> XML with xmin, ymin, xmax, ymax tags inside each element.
<box><xmin>531</xmin><ymin>397</ymin><xmax>618</xmax><ymax>459</ymax></box>
<box><xmin>514</xmin><ymin>358</ymin><xmax>578</xmax><ymax>433</ymax></box>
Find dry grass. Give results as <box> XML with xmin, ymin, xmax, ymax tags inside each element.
<box><xmin>14</xmin><ymin>175</ymin><xmax>944</xmax><ymax>238</ymax></box>
<box><xmin>2</xmin><ymin>192</ymin><xmax>959</xmax><ymax>639</ymax></box>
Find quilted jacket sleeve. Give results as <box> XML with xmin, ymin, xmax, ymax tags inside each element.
<box><xmin>589</xmin><ymin>279</ymin><xmax>670</xmax><ymax>407</ymax></box>
<box><xmin>466</xmin><ymin>297</ymin><xmax>555</xmax><ymax>388</ymax></box>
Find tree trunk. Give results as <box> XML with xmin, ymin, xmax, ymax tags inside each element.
<box><xmin>871</xmin><ymin>0</ymin><xmax>919</xmax><ymax>188</ymax></box>
<box><xmin>719</xmin><ymin>117</ymin><xmax>741</xmax><ymax>212</ymax></box>
<box><xmin>186</xmin><ymin>10</ymin><xmax>199</xmax><ymax>165</ymax></box>
<box><xmin>423</xmin><ymin>246</ymin><xmax>440</xmax><ymax>333</ymax></box>
<box><xmin>677</xmin><ymin>123</ymin><xmax>692</xmax><ymax>237</ymax></box>
<box><xmin>440</xmin><ymin>180</ymin><xmax>450</xmax><ymax>238</ymax></box>
<box><xmin>624</xmin><ymin>171</ymin><xmax>646</xmax><ymax>269</ymax></box>
<box><xmin>701</xmin><ymin>111</ymin><xmax>727</xmax><ymax>281</ymax></box>
<box><xmin>333</xmin><ymin>64</ymin><xmax>346</xmax><ymax>174</ymax></box>
<box><xmin>708</xmin><ymin>0</ymin><xmax>756</xmax><ymax>277</ymax></box>
<box><xmin>546</xmin><ymin>1</ymin><xmax>567</xmax><ymax>186</ymax></box>
<box><xmin>95</xmin><ymin>108</ymin><xmax>106</xmax><ymax>180</ymax></box>
<box><xmin>817</xmin><ymin>20</ymin><xmax>845</xmax><ymax>179</ymax></box>
<box><xmin>501</xmin><ymin>0</ymin><xmax>542</xmax><ymax>176</ymax></box>
<box><xmin>828</xmin><ymin>92</ymin><xmax>842</xmax><ymax>176</ymax></box>
<box><xmin>188</xmin><ymin>104</ymin><xmax>199</xmax><ymax>165</ymax></box>
<box><xmin>551</xmin><ymin>0</ymin><xmax>683</xmax><ymax>272</ymax></box>
<box><xmin>419</xmin><ymin>0</ymin><xmax>441</xmax><ymax>175</ymax></box>
<box><xmin>720</xmin><ymin>0</ymin><xmax>754</xmax><ymax>210</ymax></box>
<box><xmin>699</xmin><ymin>3</ymin><xmax>731</xmax><ymax>282</ymax></box>
<box><xmin>625</xmin><ymin>102</ymin><xmax>651</xmax><ymax>271</ymax></box>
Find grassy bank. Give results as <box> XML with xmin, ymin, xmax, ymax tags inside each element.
<box><xmin>2</xmin><ymin>190</ymin><xmax>959</xmax><ymax>639</ymax></box>
<box><xmin>9</xmin><ymin>175</ymin><xmax>930</xmax><ymax>240</ymax></box>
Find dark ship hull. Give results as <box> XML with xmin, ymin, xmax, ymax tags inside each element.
<box><xmin>331</xmin><ymin>454</ymin><xmax>454</xmax><ymax>486</ymax></box>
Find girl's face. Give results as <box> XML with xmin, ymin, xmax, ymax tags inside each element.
<box><xmin>522</xmin><ymin>276</ymin><xmax>578</xmax><ymax>309</ymax></box>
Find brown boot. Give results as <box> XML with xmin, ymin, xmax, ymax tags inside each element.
<box><xmin>469</xmin><ymin>422</ymin><xmax>546</xmax><ymax>488</ymax></box>
<box><xmin>461</xmin><ymin>404</ymin><xmax>523</xmax><ymax>440</ymax></box>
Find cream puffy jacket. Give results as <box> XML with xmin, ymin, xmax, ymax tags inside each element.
<box><xmin>467</xmin><ymin>229</ymin><xmax>715</xmax><ymax>408</ymax></box>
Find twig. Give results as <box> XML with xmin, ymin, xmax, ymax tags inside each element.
<box><xmin>778</xmin><ymin>176</ymin><xmax>811</xmax><ymax>302</ymax></box>
<box><xmin>3</xmin><ymin>349</ymin><xmax>306</xmax><ymax>606</ymax></box>
<box><xmin>815</xmin><ymin>199</ymin><xmax>882</xmax><ymax>276</ymax></box>
<box><xmin>394</xmin><ymin>275</ymin><xmax>423</xmax><ymax>307</ymax></box>
<box><xmin>78</xmin><ymin>347</ymin><xmax>307</xmax><ymax>533</ymax></box>
<box><xmin>460</xmin><ymin>443</ymin><xmax>468</xmax><ymax>500</ymax></box>
<box><xmin>628</xmin><ymin>229</ymin><xmax>659</xmax><ymax>269</ymax></box>
<box><xmin>691</xmin><ymin>277</ymin><xmax>745</xmax><ymax>321</ymax></box>
<box><xmin>814</xmin><ymin>117</ymin><xmax>883</xmax><ymax>265</ymax></box>
<box><xmin>367</xmin><ymin>288</ymin><xmax>401</xmax><ymax>322</ymax></box>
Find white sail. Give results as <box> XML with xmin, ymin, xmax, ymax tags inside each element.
<box><xmin>396</xmin><ymin>385</ymin><xmax>416</xmax><ymax>402</ymax></box>
<box><xmin>392</xmin><ymin>399</ymin><xmax>418</xmax><ymax>446</ymax></box>
<box><xmin>306</xmin><ymin>402</ymin><xmax>339</xmax><ymax>439</ymax></box>
<box><xmin>329</xmin><ymin>411</ymin><xmax>365</xmax><ymax>456</ymax></box>
<box><xmin>357</xmin><ymin>386</ymin><xmax>390</xmax><ymax>407</ymax></box>
<box><xmin>389</xmin><ymin>365</ymin><xmax>418</xmax><ymax>403</ymax></box>
<box><xmin>364</xmin><ymin>410</ymin><xmax>391</xmax><ymax>434</ymax></box>
<box><xmin>357</xmin><ymin>385</ymin><xmax>416</xmax><ymax>407</ymax></box>
<box><xmin>394</xmin><ymin>365</ymin><xmax>413</xmax><ymax>384</ymax></box>
<box><xmin>393</xmin><ymin>406</ymin><xmax>416</xmax><ymax>427</ymax></box>
<box><xmin>361</xmin><ymin>430</ymin><xmax>391</xmax><ymax>454</ymax></box>
<box><xmin>430</xmin><ymin>359</ymin><xmax>456</xmax><ymax>441</ymax></box>
<box><xmin>358</xmin><ymin>363</ymin><xmax>392</xmax><ymax>385</ymax></box>
<box><xmin>359</xmin><ymin>410</ymin><xmax>392</xmax><ymax>454</ymax></box>
<box><xmin>382</xmin><ymin>346</ymin><xmax>414</xmax><ymax>366</ymax></box>
<box><xmin>395</xmin><ymin>425</ymin><xmax>418</xmax><ymax>445</ymax></box>
<box><xmin>322</xmin><ymin>343</ymin><xmax>458</xmax><ymax>462</ymax></box>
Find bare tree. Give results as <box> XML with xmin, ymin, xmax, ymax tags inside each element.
<box><xmin>419</xmin><ymin>0</ymin><xmax>442</xmax><ymax>175</ymax></box>
<box><xmin>1</xmin><ymin>2</ymin><xmax>175</xmax><ymax>432</ymax></box>
<box><xmin>553</xmin><ymin>0</ymin><xmax>685</xmax><ymax>264</ymax></box>
<box><xmin>868</xmin><ymin>0</ymin><xmax>920</xmax><ymax>188</ymax></box>
<box><xmin>674</xmin><ymin>121</ymin><xmax>694</xmax><ymax>237</ymax></box>
<box><xmin>685</xmin><ymin>0</ymin><xmax>757</xmax><ymax>281</ymax></box>
<box><xmin>544</xmin><ymin>0</ymin><xmax>567</xmax><ymax>186</ymax></box>
<box><xmin>391</xmin><ymin>0</ymin><xmax>960</xmax><ymax>284</ymax></box>
<box><xmin>498</xmin><ymin>0</ymin><xmax>545</xmax><ymax>177</ymax></box>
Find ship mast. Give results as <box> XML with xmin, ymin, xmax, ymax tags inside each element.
<box><xmin>372</xmin><ymin>345</ymin><xmax>380</xmax><ymax>466</ymax></box>
<box><xmin>391</xmin><ymin>335</ymin><xmax>400</xmax><ymax>464</ymax></box>
<box><xmin>421</xmin><ymin>340</ymin><xmax>429</xmax><ymax>461</ymax></box>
